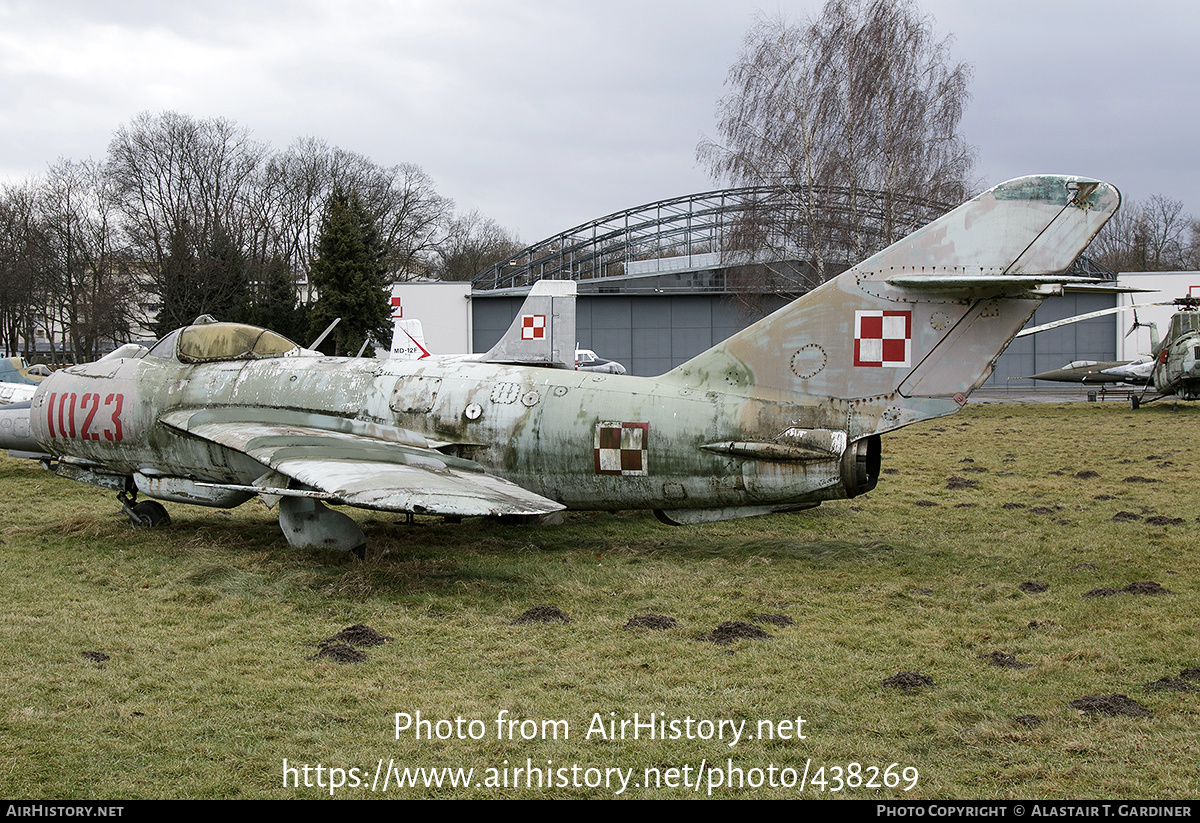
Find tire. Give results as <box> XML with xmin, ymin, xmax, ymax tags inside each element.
<box><xmin>1131</xmin><ymin>395</ymin><xmax>1141</xmax><ymax>410</ymax></box>
<box><xmin>130</xmin><ymin>500</ymin><xmax>171</xmax><ymax>528</ymax></box>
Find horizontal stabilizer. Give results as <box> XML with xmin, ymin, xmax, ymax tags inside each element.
<box><xmin>888</xmin><ymin>275</ymin><xmax>1103</xmax><ymax>294</ymax></box>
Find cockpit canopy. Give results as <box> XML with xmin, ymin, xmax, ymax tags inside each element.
<box><xmin>147</xmin><ymin>322</ymin><xmax>303</xmax><ymax>363</ymax></box>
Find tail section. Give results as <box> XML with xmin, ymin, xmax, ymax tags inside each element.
<box><xmin>480</xmin><ymin>280</ymin><xmax>577</xmax><ymax>369</ymax></box>
<box><xmin>390</xmin><ymin>319</ymin><xmax>430</xmax><ymax>360</ymax></box>
<box><xmin>666</xmin><ymin>175</ymin><xmax>1120</xmax><ymax>417</ymax></box>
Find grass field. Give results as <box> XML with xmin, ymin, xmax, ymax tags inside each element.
<box><xmin>1</xmin><ymin>401</ymin><xmax>1196</xmax><ymax>799</ymax></box>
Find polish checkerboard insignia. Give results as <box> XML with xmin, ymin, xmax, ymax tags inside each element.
<box><xmin>594</xmin><ymin>422</ymin><xmax>649</xmax><ymax>476</ymax></box>
<box><xmin>854</xmin><ymin>310</ymin><xmax>911</xmax><ymax>367</ymax></box>
<box><xmin>521</xmin><ymin>314</ymin><xmax>546</xmax><ymax>340</ymax></box>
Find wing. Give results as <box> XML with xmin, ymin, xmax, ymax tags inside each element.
<box><xmin>160</xmin><ymin>409</ymin><xmax>564</xmax><ymax>518</ymax></box>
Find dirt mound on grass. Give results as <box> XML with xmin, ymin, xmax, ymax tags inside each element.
<box><xmin>1084</xmin><ymin>581</ymin><xmax>1172</xmax><ymax>598</ymax></box>
<box><xmin>698</xmin><ymin>621</ymin><xmax>772</xmax><ymax>644</ymax></box>
<box><xmin>1123</xmin><ymin>581</ymin><xmax>1172</xmax><ymax>595</ymax></box>
<box><xmin>945</xmin><ymin>476</ymin><xmax>979</xmax><ymax>490</ymax></box>
<box><xmin>82</xmin><ymin>651</ymin><xmax>109</xmax><ymax>664</ymax></box>
<box><xmin>1144</xmin><ymin>516</ymin><xmax>1186</xmax><ymax>526</ymax></box>
<box><xmin>883</xmin><ymin>671</ymin><xmax>935</xmax><ymax>690</ymax></box>
<box><xmin>1018</xmin><ymin>581</ymin><xmax>1048</xmax><ymax>593</ymax></box>
<box><xmin>624</xmin><ymin>614</ymin><xmax>677</xmax><ymax>631</ymax></box>
<box><xmin>981</xmin><ymin>651</ymin><xmax>1031</xmax><ymax>669</ymax></box>
<box><xmin>1069</xmin><ymin>694</ymin><xmax>1152</xmax><ymax>717</ymax></box>
<box><xmin>512</xmin><ymin>605</ymin><xmax>571</xmax><ymax>624</ymax></box>
<box><xmin>320</xmin><ymin>624</ymin><xmax>393</xmax><ymax>648</ymax></box>
<box><xmin>1012</xmin><ymin>714</ymin><xmax>1042</xmax><ymax>728</ymax></box>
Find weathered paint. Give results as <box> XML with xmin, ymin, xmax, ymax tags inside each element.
<box><xmin>6</xmin><ymin>176</ymin><xmax>1121</xmax><ymax>547</ymax></box>
<box><xmin>1148</xmin><ymin>309</ymin><xmax>1200</xmax><ymax>401</ymax></box>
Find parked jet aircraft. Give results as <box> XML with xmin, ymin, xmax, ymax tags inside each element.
<box><xmin>0</xmin><ymin>356</ymin><xmax>49</xmax><ymax>404</ymax></box>
<box><xmin>574</xmin><ymin>349</ymin><xmax>627</xmax><ymax>375</ymax></box>
<box><xmin>1027</xmin><ymin>360</ymin><xmax>1136</xmax><ymax>384</ymax></box>
<box><xmin>0</xmin><ymin>175</ymin><xmax>1120</xmax><ymax>553</ymax></box>
<box><xmin>0</xmin><ymin>356</ymin><xmax>51</xmax><ymax>384</ymax></box>
<box><xmin>387</xmin><ymin>289</ymin><xmax>625</xmax><ymax>374</ymax></box>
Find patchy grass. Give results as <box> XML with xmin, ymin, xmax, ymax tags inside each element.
<box><xmin>0</xmin><ymin>402</ymin><xmax>1196</xmax><ymax>798</ymax></box>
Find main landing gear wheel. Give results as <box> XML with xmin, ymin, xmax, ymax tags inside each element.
<box><xmin>118</xmin><ymin>491</ymin><xmax>172</xmax><ymax>528</ymax></box>
<box><xmin>131</xmin><ymin>501</ymin><xmax>171</xmax><ymax>528</ymax></box>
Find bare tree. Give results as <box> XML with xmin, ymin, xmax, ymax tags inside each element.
<box><xmin>0</xmin><ymin>111</ymin><xmax>460</xmax><ymax>351</ymax></box>
<box><xmin>698</xmin><ymin>0</ymin><xmax>975</xmax><ymax>287</ymax></box>
<box><xmin>431</xmin><ymin>211</ymin><xmax>523</xmax><ymax>281</ymax></box>
<box><xmin>106</xmin><ymin>111</ymin><xmax>267</xmax><ymax>333</ymax></box>
<box><xmin>0</xmin><ymin>182</ymin><xmax>46</xmax><ymax>357</ymax></box>
<box><xmin>253</xmin><ymin>138</ymin><xmax>453</xmax><ymax>296</ymax></box>
<box><xmin>1091</xmin><ymin>194</ymin><xmax>1194</xmax><ymax>272</ymax></box>
<box><xmin>1187</xmin><ymin>220</ymin><xmax>1200</xmax><ymax>271</ymax></box>
<box><xmin>39</xmin><ymin>158</ymin><xmax>139</xmax><ymax>362</ymax></box>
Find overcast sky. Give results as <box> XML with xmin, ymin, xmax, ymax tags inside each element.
<box><xmin>1</xmin><ymin>0</ymin><xmax>1195</xmax><ymax>243</ymax></box>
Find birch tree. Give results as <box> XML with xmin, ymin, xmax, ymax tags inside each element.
<box><xmin>699</xmin><ymin>0</ymin><xmax>975</xmax><ymax>285</ymax></box>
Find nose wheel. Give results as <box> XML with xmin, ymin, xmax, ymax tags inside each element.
<box><xmin>118</xmin><ymin>491</ymin><xmax>172</xmax><ymax>528</ymax></box>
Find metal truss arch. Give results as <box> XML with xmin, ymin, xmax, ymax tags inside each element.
<box><xmin>473</xmin><ymin>185</ymin><xmax>958</xmax><ymax>292</ymax></box>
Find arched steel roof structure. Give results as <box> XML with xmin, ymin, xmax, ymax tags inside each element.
<box><xmin>473</xmin><ymin>185</ymin><xmax>958</xmax><ymax>292</ymax></box>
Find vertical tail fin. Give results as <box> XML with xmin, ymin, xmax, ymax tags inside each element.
<box><xmin>666</xmin><ymin>175</ymin><xmax>1120</xmax><ymax>409</ymax></box>
<box><xmin>481</xmin><ymin>280</ymin><xmax>577</xmax><ymax>369</ymax></box>
<box><xmin>389</xmin><ymin>319</ymin><xmax>430</xmax><ymax>360</ymax></box>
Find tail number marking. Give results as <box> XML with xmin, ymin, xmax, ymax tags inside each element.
<box><xmin>46</xmin><ymin>392</ymin><xmax>125</xmax><ymax>441</ymax></box>
<box><xmin>854</xmin><ymin>311</ymin><xmax>911</xmax><ymax>367</ymax></box>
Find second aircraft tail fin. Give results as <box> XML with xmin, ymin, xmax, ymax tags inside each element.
<box><xmin>480</xmin><ymin>280</ymin><xmax>578</xmax><ymax>369</ymax></box>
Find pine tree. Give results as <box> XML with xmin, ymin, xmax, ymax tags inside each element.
<box><xmin>308</xmin><ymin>188</ymin><xmax>391</xmax><ymax>356</ymax></box>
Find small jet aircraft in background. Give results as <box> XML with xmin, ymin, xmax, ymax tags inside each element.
<box><xmin>389</xmin><ymin>319</ymin><xmax>430</xmax><ymax>360</ymax></box>
<box><xmin>0</xmin><ymin>356</ymin><xmax>50</xmax><ymax>403</ymax></box>
<box><xmin>1027</xmin><ymin>359</ymin><xmax>1137</xmax><ymax>385</ymax></box>
<box><xmin>387</xmin><ymin>291</ymin><xmax>626</xmax><ymax>374</ymax></box>
<box><xmin>0</xmin><ymin>175</ymin><xmax>1120</xmax><ymax>553</ymax></box>
<box><xmin>574</xmin><ymin>349</ymin><xmax>626</xmax><ymax>375</ymax></box>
